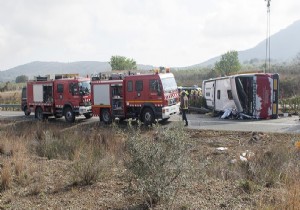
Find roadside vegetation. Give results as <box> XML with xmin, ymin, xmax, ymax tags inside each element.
<box><xmin>0</xmin><ymin>82</ymin><xmax>24</xmax><ymax>105</ymax></box>
<box><xmin>0</xmin><ymin>120</ymin><xmax>300</xmax><ymax>209</ymax></box>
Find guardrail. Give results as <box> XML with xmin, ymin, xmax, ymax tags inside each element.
<box><xmin>0</xmin><ymin>104</ymin><xmax>21</xmax><ymax>111</ymax></box>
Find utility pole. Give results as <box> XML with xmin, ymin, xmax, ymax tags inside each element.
<box><xmin>265</xmin><ymin>0</ymin><xmax>271</xmax><ymax>73</ymax></box>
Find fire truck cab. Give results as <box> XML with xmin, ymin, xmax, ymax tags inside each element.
<box><xmin>25</xmin><ymin>74</ymin><xmax>92</xmax><ymax>123</ymax></box>
<box><xmin>91</xmin><ymin>72</ymin><xmax>179</xmax><ymax>124</ymax></box>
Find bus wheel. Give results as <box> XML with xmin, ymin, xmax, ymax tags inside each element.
<box><xmin>64</xmin><ymin>107</ymin><xmax>75</xmax><ymax>123</ymax></box>
<box><xmin>101</xmin><ymin>109</ymin><xmax>112</xmax><ymax>124</ymax></box>
<box><xmin>142</xmin><ymin>108</ymin><xmax>154</xmax><ymax>126</ymax></box>
<box><xmin>35</xmin><ymin>107</ymin><xmax>44</xmax><ymax>120</ymax></box>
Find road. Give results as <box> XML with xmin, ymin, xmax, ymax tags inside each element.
<box><xmin>182</xmin><ymin>113</ymin><xmax>300</xmax><ymax>133</ymax></box>
<box><xmin>1</xmin><ymin>111</ymin><xmax>300</xmax><ymax>134</ymax></box>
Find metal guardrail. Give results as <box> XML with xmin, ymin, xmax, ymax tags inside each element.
<box><xmin>0</xmin><ymin>104</ymin><xmax>21</xmax><ymax>111</ymax></box>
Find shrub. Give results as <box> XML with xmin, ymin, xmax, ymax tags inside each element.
<box><xmin>33</xmin><ymin>130</ymin><xmax>79</xmax><ymax>160</ymax></box>
<box><xmin>1</xmin><ymin>163</ymin><xmax>11</xmax><ymax>191</ymax></box>
<box><xmin>71</xmin><ymin>146</ymin><xmax>106</xmax><ymax>186</ymax></box>
<box><xmin>124</xmin><ymin>123</ymin><xmax>191</xmax><ymax>208</ymax></box>
<box><xmin>246</xmin><ymin>145</ymin><xmax>291</xmax><ymax>187</ymax></box>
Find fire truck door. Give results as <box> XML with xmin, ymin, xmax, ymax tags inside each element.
<box><xmin>134</xmin><ymin>80</ymin><xmax>145</xmax><ymax>104</ymax></box>
<box><xmin>55</xmin><ymin>83</ymin><xmax>64</xmax><ymax>107</ymax></box>
<box><xmin>125</xmin><ymin>80</ymin><xmax>134</xmax><ymax>107</ymax></box>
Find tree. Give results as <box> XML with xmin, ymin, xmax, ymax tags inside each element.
<box><xmin>15</xmin><ymin>75</ymin><xmax>28</xmax><ymax>83</ymax></box>
<box><xmin>214</xmin><ymin>51</ymin><xmax>241</xmax><ymax>76</ymax></box>
<box><xmin>109</xmin><ymin>55</ymin><xmax>137</xmax><ymax>70</ymax></box>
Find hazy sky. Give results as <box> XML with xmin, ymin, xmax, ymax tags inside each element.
<box><xmin>0</xmin><ymin>0</ymin><xmax>299</xmax><ymax>70</ymax></box>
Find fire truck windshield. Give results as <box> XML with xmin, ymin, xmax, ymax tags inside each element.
<box><xmin>78</xmin><ymin>81</ymin><xmax>91</xmax><ymax>96</ymax></box>
<box><xmin>161</xmin><ymin>77</ymin><xmax>177</xmax><ymax>92</ymax></box>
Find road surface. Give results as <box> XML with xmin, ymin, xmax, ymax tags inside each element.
<box><xmin>1</xmin><ymin>111</ymin><xmax>300</xmax><ymax>134</ymax></box>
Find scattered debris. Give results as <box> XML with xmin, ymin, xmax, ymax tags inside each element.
<box><xmin>216</xmin><ymin>147</ymin><xmax>228</xmax><ymax>151</ymax></box>
<box><xmin>239</xmin><ymin>150</ymin><xmax>255</xmax><ymax>162</ymax></box>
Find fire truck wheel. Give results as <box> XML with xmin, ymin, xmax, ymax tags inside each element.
<box><xmin>101</xmin><ymin>109</ymin><xmax>112</xmax><ymax>124</ymax></box>
<box><xmin>35</xmin><ymin>107</ymin><xmax>44</xmax><ymax>120</ymax></box>
<box><xmin>64</xmin><ymin>107</ymin><xmax>75</xmax><ymax>123</ymax></box>
<box><xmin>84</xmin><ymin>113</ymin><xmax>92</xmax><ymax>119</ymax></box>
<box><xmin>142</xmin><ymin>108</ymin><xmax>154</xmax><ymax>125</ymax></box>
<box><xmin>24</xmin><ymin>106</ymin><xmax>31</xmax><ymax>116</ymax></box>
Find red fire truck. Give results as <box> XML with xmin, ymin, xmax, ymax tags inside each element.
<box><xmin>91</xmin><ymin>71</ymin><xmax>180</xmax><ymax>124</ymax></box>
<box><xmin>23</xmin><ymin>74</ymin><xmax>92</xmax><ymax>123</ymax></box>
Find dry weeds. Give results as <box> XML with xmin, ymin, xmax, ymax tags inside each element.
<box><xmin>0</xmin><ymin>120</ymin><xmax>299</xmax><ymax>209</ymax></box>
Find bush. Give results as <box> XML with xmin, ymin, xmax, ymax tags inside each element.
<box><xmin>0</xmin><ymin>162</ymin><xmax>11</xmax><ymax>191</ymax></box>
<box><xmin>124</xmin><ymin>123</ymin><xmax>191</xmax><ymax>208</ymax></box>
<box><xmin>33</xmin><ymin>130</ymin><xmax>80</xmax><ymax>160</ymax></box>
<box><xmin>246</xmin><ymin>145</ymin><xmax>291</xmax><ymax>187</ymax></box>
<box><xmin>71</xmin><ymin>146</ymin><xmax>105</xmax><ymax>185</ymax></box>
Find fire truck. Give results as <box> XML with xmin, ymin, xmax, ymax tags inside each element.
<box><xmin>91</xmin><ymin>71</ymin><xmax>180</xmax><ymax>124</ymax></box>
<box><xmin>23</xmin><ymin>74</ymin><xmax>92</xmax><ymax>123</ymax></box>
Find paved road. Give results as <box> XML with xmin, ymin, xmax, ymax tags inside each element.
<box><xmin>1</xmin><ymin>111</ymin><xmax>300</xmax><ymax>134</ymax></box>
<box><xmin>172</xmin><ymin>113</ymin><xmax>300</xmax><ymax>133</ymax></box>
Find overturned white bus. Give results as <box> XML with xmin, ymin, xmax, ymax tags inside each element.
<box><xmin>202</xmin><ymin>73</ymin><xmax>279</xmax><ymax>119</ymax></box>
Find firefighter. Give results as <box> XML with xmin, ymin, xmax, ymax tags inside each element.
<box><xmin>180</xmin><ymin>91</ymin><xmax>189</xmax><ymax>126</ymax></box>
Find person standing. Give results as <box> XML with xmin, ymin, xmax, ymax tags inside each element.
<box><xmin>180</xmin><ymin>91</ymin><xmax>189</xmax><ymax>126</ymax></box>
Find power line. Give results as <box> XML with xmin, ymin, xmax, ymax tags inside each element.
<box><xmin>265</xmin><ymin>0</ymin><xmax>271</xmax><ymax>73</ymax></box>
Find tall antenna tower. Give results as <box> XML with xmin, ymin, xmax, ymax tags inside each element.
<box><xmin>265</xmin><ymin>0</ymin><xmax>271</xmax><ymax>73</ymax></box>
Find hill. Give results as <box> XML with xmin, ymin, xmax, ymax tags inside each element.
<box><xmin>1</xmin><ymin>20</ymin><xmax>300</xmax><ymax>81</ymax></box>
<box><xmin>190</xmin><ymin>20</ymin><xmax>300</xmax><ymax>68</ymax></box>
<box><xmin>0</xmin><ymin>61</ymin><xmax>154</xmax><ymax>82</ymax></box>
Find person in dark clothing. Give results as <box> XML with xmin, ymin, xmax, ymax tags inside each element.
<box><xmin>180</xmin><ymin>91</ymin><xmax>189</xmax><ymax>126</ymax></box>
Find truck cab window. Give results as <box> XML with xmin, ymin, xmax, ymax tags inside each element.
<box><xmin>127</xmin><ymin>81</ymin><xmax>133</xmax><ymax>92</ymax></box>
<box><xmin>150</xmin><ymin>79</ymin><xmax>161</xmax><ymax>95</ymax></box>
<box><xmin>150</xmin><ymin>80</ymin><xmax>159</xmax><ymax>91</ymax></box>
<box><xmin>136</xmin><ymin>80</ymin><xmax>143</xmax><ymax>91</ymax></box>
<box><xmin>69</xmin><ymin>83</ymin><xmax>78</xmax><ymax>95</ymax></box>
<box><xmin>57</xmin><ymin>84</ymin><xmax>63</xmax><ymax>93</ymax></box>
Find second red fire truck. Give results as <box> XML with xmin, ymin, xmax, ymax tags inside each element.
<box><xmin>91</xmin><ymin>71</ymin><xmax>180</xmax><ymax>124</ymax></box>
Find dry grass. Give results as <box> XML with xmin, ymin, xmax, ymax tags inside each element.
<box><xmin>0</xmin><ymin>90</ymin><xmax>21</xmax><ymax>104</ymax></box>
<box><xmin>1</xmin><ymin>161</ymin><xmax>11</xmax><ymax>191</ymax></box>
<box><xmin>0</xmin><ymin>120</ymin><xmax>300</xmax><ymax>209</ymax></box>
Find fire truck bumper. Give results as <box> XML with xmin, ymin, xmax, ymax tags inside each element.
<box><xmin>162</xmin><ymin>103</ymin><xmax>180</xmax><ymax>119</ymax></box>
<box><xmin>79</xmin><ymin>106</ymin><xmax>92</xmax><ymax>115</ymax></box>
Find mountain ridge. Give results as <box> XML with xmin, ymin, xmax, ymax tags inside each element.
<box><xmin>187</xmin><ymin>19</ymin><xmax>300</xmax><ymax>68</ymax></box>
<box><xmin>1</xmin><ymin>20</ymin><xmax>300</xmax><ymax>81</ymax></box>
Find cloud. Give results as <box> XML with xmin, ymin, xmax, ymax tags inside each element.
<box><xmin>0</xmin><ymin>0</ymin><xmax>299</xmax><ymax>70</ymax></box>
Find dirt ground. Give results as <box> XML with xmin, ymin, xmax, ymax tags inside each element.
<box><xmin>0</xmin><ymin>120</ymin><xmax>299</xmax><ymax>210</ymax></box>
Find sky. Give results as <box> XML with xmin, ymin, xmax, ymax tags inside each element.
<box><xmin>0</xmin><ymin>0</ymin><xmax>300</xmax><ymax>70</ymax></box>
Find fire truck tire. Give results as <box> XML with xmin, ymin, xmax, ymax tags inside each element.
<box><xmin>142</xmin><ymin>108</ymin><xmax>154</xmax><ymax>125</ymax></box>
<box><xmin>84</xmin><ymin>113</ymin><xmax>92</xmax><ymax>119</ymax></box>
<box><xmin>35</xmin><ymin>107</ymin><xmax>44</xmax><ymax>120</ymax></box>
<box><xmin>64</xmin><ymin>107</ymin><xmax>75</xmax><ymax>123</ymax></box>
<box><xmin>24</xmin><ymin>106</ymin><xmax>31</xmax><ymax>116</ymax></box>
<box><xmin>101</xmin><ymin>109</ymin><xmax>112</xmax><ymax>124</ymax></box>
